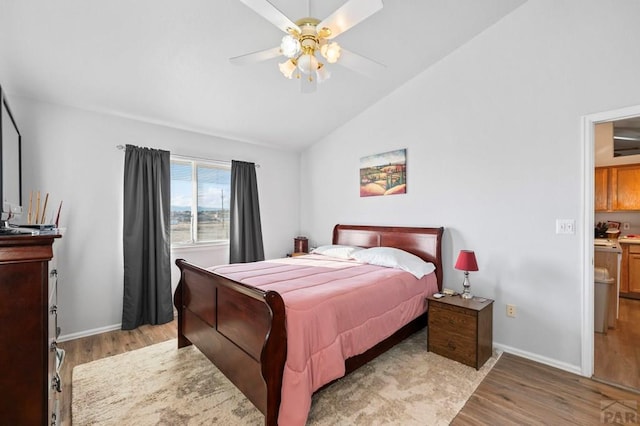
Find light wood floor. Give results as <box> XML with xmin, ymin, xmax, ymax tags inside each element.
<box><xmin>594</xmin><ymin>297</ymin><xmax>640</xmax><ymax>390</ymax></box>
<box><xmin>57</xmin><ymin>321</ymin><xmax>177</xmax><ymax>425</ymax></box>
<box><xmin>59</xmin><ymin>321</ymin><xmax>639</xmax><ymax>425</ymax></box>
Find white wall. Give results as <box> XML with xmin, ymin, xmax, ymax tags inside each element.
<box><xmin>300</xmin><ymin>0</ymin><xmax>640</xmax><ymax>371</ymax></box>
<box><xmin>11</xmin><ymin>98</ymin><xmax>300</xmax><ymax>339</ymax></box>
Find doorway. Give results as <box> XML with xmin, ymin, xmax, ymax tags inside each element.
<box><xmin>583</xmin><ymin>105</ymin><xmax>640</xmax><ymax>391</ymax></box>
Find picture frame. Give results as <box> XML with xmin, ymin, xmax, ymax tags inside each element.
<box><xmin>359</xmin><ymin>149</ymin><xmax>407</xmax><ymax>197</ymax></box>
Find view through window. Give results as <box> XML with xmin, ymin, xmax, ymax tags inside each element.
<box><xmin>170</xmin><ymin>158</ymin><xmax>231</xmax><ymax>245</ymax></box>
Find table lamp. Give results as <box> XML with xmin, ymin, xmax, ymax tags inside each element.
<box><xmin>455</xmin><ymin>250</ymin><xmax>479</xmax><ymax>299</ymax></box>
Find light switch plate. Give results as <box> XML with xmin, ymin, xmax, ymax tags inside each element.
<box><xmin>556</xmin><ymin>219</ymin><xmax>576</xmax><ymax>234</ymax></box>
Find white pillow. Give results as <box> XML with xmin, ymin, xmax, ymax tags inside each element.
<box><xmin>352</xmin><ymin>247</ymin><xmax>435</xmax><ymax>279</ymax></box>
<box><xmin>310</xmin><ymin>244</ymin><xmax>363</xmax><ymax>259</ymax></box>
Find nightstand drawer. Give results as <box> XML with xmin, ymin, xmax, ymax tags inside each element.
<box><xmin>430</xmin><ymin>301</ymin><xmax>478</xmax><ymax>317</ymax></box>
<box><xmin>429</xmin><ymin>332</ymin><xmax>476</xmax><ymax>366</ymax></box>
<box><xmin>429</xmin><ymin>305</ymin><xmax>476</xmax><ymax>338</ymax></box>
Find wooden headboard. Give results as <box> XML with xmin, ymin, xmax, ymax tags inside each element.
<box><xmin>332</xmin><ymin>224</ymin><xmax>444</xmax><ymax>290</ymax></box>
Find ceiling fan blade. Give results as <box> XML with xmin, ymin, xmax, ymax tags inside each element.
<box><xmin>230</xmin><ymin>46</ymin><xmax>281</xmax><ymax>65</ymax></box>
<box><xmin>318</xmin><ymin>0</ymin><xmax>383</xmax><ymax>40</ymax></box>
<box><xmin>300</xmin><ymin>74</ymin><xmax>317</xmax><ymax>94</ymax></box>
<box><xmin>338</xmin><ymin>48</ymin><xmax>386</xmax><ymax>79</ymax></box>
<box><xmin>238</xmin><ymin>0</ymin><xmax>301</xmax><ymax>34</ymax></box>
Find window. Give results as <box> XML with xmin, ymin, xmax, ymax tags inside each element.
<box><xmin>170</xmin><ymin>157</ymin><xmax>231</xmax><ymax>245</ymax></box>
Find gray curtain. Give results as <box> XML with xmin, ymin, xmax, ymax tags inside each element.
<box><xmin>229</xmin><ymin>160</ymin><xmax>265</xmax><ymax>263</ymax></box>
<box><xmin>122</xmin><ymin>144</ymin><xmax>173</xmax><ymax>330</ymax></box>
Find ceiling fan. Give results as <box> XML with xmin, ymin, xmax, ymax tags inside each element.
<box><xmin>230</xmin><ymin>0</ymin><xmax>385</xmax><ymax>93</ymax></box>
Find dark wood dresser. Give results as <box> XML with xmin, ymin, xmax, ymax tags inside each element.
<box><xmin>427</xmin><ymin>294</ymin><xmax>493</xmax><ymax>370</ymax></box>
<box><xmin>0</xmin><ymin>233</ymin><xmax>62</xmax><ymax>425</ymax></box>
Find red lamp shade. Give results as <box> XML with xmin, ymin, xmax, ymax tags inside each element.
<box><xmin>455</xmin><ymin>250</ymin><xmax>478</xmax><ymax>272</ymax></box>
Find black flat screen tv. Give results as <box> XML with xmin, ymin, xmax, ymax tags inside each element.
<box><xmin>0</xmin><ymin>84</ymin><xmax>22</xmax><ymax>224</ymax></box>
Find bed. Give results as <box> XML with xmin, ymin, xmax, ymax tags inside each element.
<box><xmin>173</xmin><ymin>224</ymin><xmax>444</xmax><ymax>425</ymax></box>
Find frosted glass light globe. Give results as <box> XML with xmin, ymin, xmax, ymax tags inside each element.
<box><xmin>297</xmin><ymin>54</ymin><xmax>318</xmax><ymax>75</ymax></box>
<box><xmin>278</xmin><ymin>59</ymin><xmax>296</xmax><ymax>79</ymax></box>
<box><xmin>320</xmin><ymin>42</ymin><xmax>341</xmax><ymax>64</ymax></box>
<box><xmin>280</xmin><ymin>35</ymin><xmax>301</xmax><ymax>59</ymax></box>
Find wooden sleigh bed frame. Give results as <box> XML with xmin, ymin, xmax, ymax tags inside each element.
<box><xmin>174</xmin><ymin>224</ymin><xmax>444</xmax><ymax>425</ymax></box>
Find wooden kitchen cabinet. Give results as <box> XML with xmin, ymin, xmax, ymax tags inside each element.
<box><xmin>621</xmin><ymin>244</ymin><xmax>629</xmax><ymax>293</ymax></box>
<box><xmin>611</xmin><ymin>164</ymin><xmax>640</xmax><ymax>211</ymax></box>
<box><xmin>619</xmin><ymin>243</ymin><xmax>640</xmax><ymax>294</ymax></box>
<box><xmin>595</xmin><ymin>167</ymin><xmax>609</xmax><ymax>212</ymax></box>
<box><xmin>627</xmin><ymin>244</ymin><xmax>640</xmax><ymax>293</ymax></box>
<box><xmin>594</xmin><ymin>164</ymin><xmax>640</xmax><ymax>212</ymax></box>
<box><xmin>595</xmin><ymin>164</ymin><xmax>640</xmax><ymax>211</ymax></box>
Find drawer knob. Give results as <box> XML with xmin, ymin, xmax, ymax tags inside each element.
<box><xmin>447</xmin><ymin>340</ymin><xmax>456</xmax><ymax>350</ymax></box>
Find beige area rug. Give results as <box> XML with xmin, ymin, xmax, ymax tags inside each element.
<box><xmin>72</xmin><ymin>328</ymin><xmax>500</xmax><ymax>425</ymax></box>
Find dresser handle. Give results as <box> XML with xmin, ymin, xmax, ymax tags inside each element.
<box><xmin>447</xmin><ymin>340</ymin><xmax>456</xmax><ymax>350</ymax></box>
<box><xmin>51</xmin><ymin>374</ymin><xmax>61</xmax><ymax>392</ymax></box>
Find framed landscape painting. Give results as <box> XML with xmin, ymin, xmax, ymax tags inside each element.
<box><xmin>360</xmin><ymin>149</ymin><xmax>407</xmax><ymax>197</ymax></box>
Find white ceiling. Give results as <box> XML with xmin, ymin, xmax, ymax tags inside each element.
<box><xmin>0</xmin><ymin>0</ymin><xmax>525</xmax><ymax>150</ymax></box>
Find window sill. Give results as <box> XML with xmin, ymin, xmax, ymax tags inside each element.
<box><xmin>171</xmin><ymin>241</ymin><xmax>229</xmax><ymax>252</ymax></box>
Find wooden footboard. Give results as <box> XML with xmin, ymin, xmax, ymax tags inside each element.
<box><xmin>174</xmin><ymin>259</ymin><xmax>286</xmax><ymax>426</ymax></box>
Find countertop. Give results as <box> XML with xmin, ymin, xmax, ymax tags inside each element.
<box><xmin>617</xmin><ymin>236</ymin><xmax>640</xmax><ymax>244</ymax></box>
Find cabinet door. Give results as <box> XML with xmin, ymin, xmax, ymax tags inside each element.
<box><xmin>611</xmin><ymin>165</ymin><xmax>640</xmax><ymax>211</ymax></box>
<box><xmin>595</xmin><ymin>167</ymin><xmax>609</xmax><ymax>211</ymax></box>
<box><xmin>629</xmin><ymin>252</ymin><xmax>640</xmax><ymax>293</ymax></box>
<box><xmin>620</xmin><ymin>245</ymin><xmax>629</xmax><ymax>293</ymax></box>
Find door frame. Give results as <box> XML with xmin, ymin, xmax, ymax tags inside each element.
<box><xmin>581</xmin><ymin>104</ymin><xmax>640</xmax><ymax>377</ymax></box>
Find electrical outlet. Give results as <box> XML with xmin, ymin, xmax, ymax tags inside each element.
<box><xmin>623</xmin><ymin>222</ymin><xmax>631</xmax><ymax>230</ymax></box>
<box><xmin>506</xmin><ymin>304</ymin><xmax>516</xmax><ymax>318</ymax></box>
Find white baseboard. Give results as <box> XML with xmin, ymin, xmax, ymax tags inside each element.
<box><xmin>494</xmin><ymin>342</ymin><xmax>583</xmax><ymax>376</ymax></box>
<box><xmin>59</xmin><ymin>326</ymin><xmax>584</xmax><ymax>378</ymax></box>
<box><xmin>57</xmin><ymin>323</ymin><xmax>122</xmax><ymax>342</ymax></box>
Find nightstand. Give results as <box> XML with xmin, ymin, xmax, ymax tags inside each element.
<box><xmin>427</xmin><ymin>295</ymin><xmax>493</xmax><ymax>370</ymax></box>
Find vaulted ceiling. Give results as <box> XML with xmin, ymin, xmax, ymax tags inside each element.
<box><xmin>0</xmin><ymin>0</ymin><xmax>525</xmax><ymax>150</ymax></box>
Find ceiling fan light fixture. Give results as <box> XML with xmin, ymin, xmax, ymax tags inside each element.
<box><xmin>280</xmin><ymin>35</ymin><xmax>301</xmax><ymax>58</ymax></box>
<box><xmin>279</xmin><ymin>59</ymin><xmax>297</xmax><ymax>79</ymax></box>
<box><xmin>297</xmin><ymin>53</ymin><xmax>318</xmax><ymax>75</ymax></box>
<box><xmin>316</xmin><ymin>63</ymin><xmax>330</xmax><ymax>83</ymax></box>
<box><xmin>232</xmin><ymin>0</ymin><xmax>385</xmax><ymax>92</ymax></box>
<box><xmin>320</xmin><ymin>42</ymin><xmax>341</xmax><ymax>64</ymax></box>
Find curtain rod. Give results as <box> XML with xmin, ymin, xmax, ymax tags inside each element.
<box><xmin>115</xmin><ymin>144</ymin><xmax>260</xmax><ymax>168</ymax></box>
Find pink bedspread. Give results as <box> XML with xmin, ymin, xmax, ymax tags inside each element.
<box><xmin>208</xmin><ymin>254</ymin><xmax>438</xmax><ymax>425</ymax></box>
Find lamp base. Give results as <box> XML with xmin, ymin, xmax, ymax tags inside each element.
<box><xmin>461</xmin><ymin>272</ymin><xmax>472</xmax><ymax>299</ymax></box>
